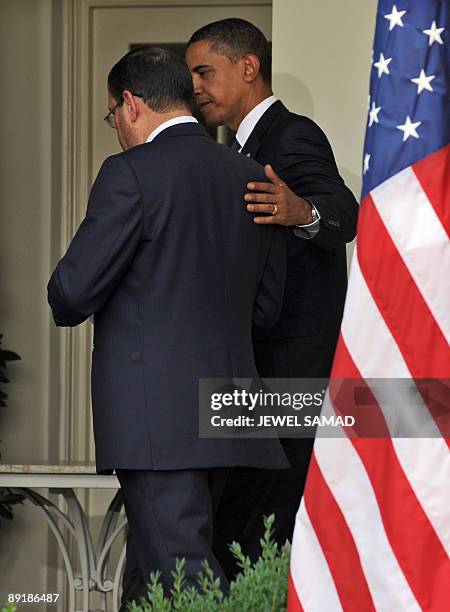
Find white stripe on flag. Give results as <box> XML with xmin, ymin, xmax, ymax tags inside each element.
<box><xmin>343</xmin><ymin>256</ymin><xmax>442</xmax><ymax>440</ymax></box>
<box><xmin>314</xmin><ymin>437</ymin><xmax>421</xmax><ymax>611</ymax></box>
<box><xmin>342</xmin><ymin>253</ymin><xmax>410</xmax><ymax>378</ymax></box>
<box><xmin>392</xmin><ymin>437</ymin><xmax>450</xmax><ymax>556</ymax></box>
<box><xmin>290</xmin><ymin>499</ymin><xmax>343</xmax><ymax>612</ymax></box>
<box><xmin>371</xmin><ymin>166</ymin><xmax>450</xmax><ymax>345</ymax></box>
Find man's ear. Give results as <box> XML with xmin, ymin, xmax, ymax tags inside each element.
<box><xmin>242</xmin><ymin>54</ymin><xmax>261</xmax><ymax>83</ymax></box>
<box><xmin>122</xmin><ymin>90</ymin><xmax>140</xmax><ymax>122</ymax></box>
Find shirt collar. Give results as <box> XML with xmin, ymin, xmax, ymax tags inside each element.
<box><xmin>235</xmin><ymin>95</ymin><xmax>278</xmax><ymax>150</ymax></box>
<box><xmin>146</xmin><ymin>116</ymin><xmax>198</xmax><ymax>143</ymax></box>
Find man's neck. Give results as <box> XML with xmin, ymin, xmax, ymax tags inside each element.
<box><xmin>143</xmin><ymin>109</ymin><xmax>192</xmax><ymax>141</ymax></box>
<box><xmin>146</xmin><ymin>114</ymin><xmax>197</xmax><ymax>143</ymax></box>
<box><xmin>228</xmin><ymin>87</ymin><xmax>273</xmax><ymax>132</ymax></box>
<box><xmin>233</xmin><ymin>93</ymin><xmax>277</xmax><ymax>151</ymax></box>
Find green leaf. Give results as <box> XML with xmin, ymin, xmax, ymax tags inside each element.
<box><xmin>1</xmin><ymin>351</ymin><xmax>20</xmax><ymax>361</ymax></box>
<box><xmin>125</xmin><ymin>517</ymin><xmax>288</xmax><ymax>612</ymax></box>
<box><xmin>0</xmin><ymin>504</ymin><xmax>13</xmax><ymax>520</ymax></box>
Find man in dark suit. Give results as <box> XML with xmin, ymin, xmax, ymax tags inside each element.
<box><xmin>47</xmin><ymin>46</ymin><xmax>289</xmax><ymax>608</ymax></box>
<box><xmin>186</xmin><ymin>18</ymin><xmax>359</xmax><ymax>576</ymax></box>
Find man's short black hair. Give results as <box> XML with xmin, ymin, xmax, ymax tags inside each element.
<box><xmin>187</xmin><ymin>18</ymin><xmax>271</xmax><ymax>84</ymax></box>
<box><xmin>108</xmin><ymin>46</ymin><xmax>194</xmax><ymax>113</ymax></box>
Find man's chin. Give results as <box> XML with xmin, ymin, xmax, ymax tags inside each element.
<box><xmin>198</xmin><ymin>105</ymin><xmax>223</xmax><ymax>128</ymax></box>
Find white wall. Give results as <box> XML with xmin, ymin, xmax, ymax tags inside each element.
<box><xmin>0</xmin><ymin>0</ymin><xmax>61</xmax><ymax>604</ymax></box>
<box><xmin>272</xmin><ymin>0</ymin><xmax>378</xmax><ymax>204</ymax></box>
<box><xmin>0</xmin><ymin>0</ymin><xmax>378</xmax><ymax>606</ymax></box>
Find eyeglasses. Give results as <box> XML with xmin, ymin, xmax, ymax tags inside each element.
<box><xmin>104</xmin><ymin>98</ymin><xmax>124</xmax><ymax>128</ymax></box>
<box><xmin>104</xmin><ymin>93</ymin><xmax>143</xmax><ymax>128</ymax></box>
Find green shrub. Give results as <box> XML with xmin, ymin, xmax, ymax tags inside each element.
<box><xmin>0</xmin><ymin>334</ymin><xmax>21</xmax><ymax>412</ymax></box>
<box><xmin>127</xmin><ymin>515</ymin><xmax>289</xmax><ymax>611</ymax></box>
<box><xmin>0</xmin><ymin>334</ymin><xmax>23</xmax><ymax>525</ymax></box>
<box><xmin>1</xmin><ymin>604</ymin><xmax>17</xmax><ymax>612</ymax></box>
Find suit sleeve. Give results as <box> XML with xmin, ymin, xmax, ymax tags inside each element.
<box><xmin>48</xmin><ymin>155</ymin><xmax>143</xmax><ymax>327</ymax></box>
<box><xmin>252</xmin><ymin>226</ymin><xmax>287</xmax><ymax>329</ymax></box>
<box><xmin>274</xmin><ymin>117</ymin><xmax>359</xmax><ymax>250</ymax></box>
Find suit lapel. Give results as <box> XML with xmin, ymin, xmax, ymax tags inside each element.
<box><xmin>241</xmin><ymin>134</ymin><xmax>262</xmax><ymax>159</ymax></box>
<box><xmin>240</xmin><ymin>100</ymin><xmax>287</xmax><ymax>160</ymax></box>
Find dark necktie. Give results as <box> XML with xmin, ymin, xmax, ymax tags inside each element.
<box><xmin>229</xmin><ymin>136</ymin><xmax>241</xmax><ymax>152</ymax></box>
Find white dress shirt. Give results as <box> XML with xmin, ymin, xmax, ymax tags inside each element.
<box><xmin>146</xmin><ymin>115</ymin><xmax>198</xmax><ymax>143</ymax></box>
<box><xmin>234</xmin><ymin>95</ymin><xmax>279</xmax><ymax>151</ymax></box>
<box><xmin>234</xmin><ymin>96</ymin><xmax>320</xmax><ymax>238</ymax></box>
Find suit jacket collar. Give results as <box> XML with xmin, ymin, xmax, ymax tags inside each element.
<box><xmin>151</xmin><ymin>122</ymin><xmax>211</xmax><ymax>143</ymax></box>
<box><xmin>146</xmin><ymin>116</ymin><xmax>198</xmax><ymax>143</ymax></box>
<box><xmin>240</xmin><ymin>100</ymin><xmax>288</xmax><ymax>159</ymax></box>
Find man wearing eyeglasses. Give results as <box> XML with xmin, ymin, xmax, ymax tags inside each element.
<box><xmin>48</xmin><ymin>46</ymin><xmax>289</xmax><ymax>609</ymax></box>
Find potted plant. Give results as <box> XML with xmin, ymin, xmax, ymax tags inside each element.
<box><xmin>0</xmin><ymin>334</ymin><xmax>24</xmax><ymax>523</ymax></box>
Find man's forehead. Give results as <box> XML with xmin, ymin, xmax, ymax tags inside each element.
<box><xmin>186</xmin><ymin>40</ymin><xmax>230</xmax><ymax>67</ymax></box>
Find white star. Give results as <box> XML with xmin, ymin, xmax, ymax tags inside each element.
<box><xmin>363</xmin><ymin>153</ymin><xmax>371</xmax><ymax>174</ymax></box>
<box><xmin>411</xmin><ymin>69</ymin><xmax>435</xmax><ymax>94</ymax></box>
<box><xmin>422</xmin><ymin>21</ymin><xmax>445</xmax><ymax>46</ymax></box>
<box><xmin>368</xmin><ymin>101</ymin><xmax>382</xmax><ymax>127</ymax></box>
<box><xmin>384</xmin><ymin>5</ymin><xmax>407</xmax><ymax>31</ymax></box>
<box><xmin>396</xmin><ymin>116</ymin><xmax>422</xmax><ymax>142</ymax></box>
<box><xmin>374</xmin><ymin>53</ymin><xmax>392</xmax><ymax>78</ymax></box>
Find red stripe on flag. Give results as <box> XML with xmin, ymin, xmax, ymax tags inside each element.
<box><xmin>329</xmin><ymin>335</ymin><xmax>392</xmax><ymax>438</ymax></box>
<box><xmin>419</xmin><ymin>379</ymin><xmax>450</xmax><ymax>440</ymax></box>
<box><xmin>305</xmin><ymin>453</ymin><xmax>376</xmax><ymax>611</ymax></box>
<box><xmin>287</xmin><ymin>571</ymin><xmax>304</xmax><ymax>612</ymax></box>
<box><xmin>331</xmin><ymin>332</ymin><xmax>362</xmax><ymax>378</ymax></box>
<box><xmin>413</xmin><ymin>144</ymin><xmax>450</xmax><ymax>239</ymax></box>
<box><xmin>357</xmin><ymin>194</ymin><xmax>450</xmax><ymax>378</ymax></box>
<box><xmin>352</xmin><ymin>437</ymin><xmax>450</xmax><ymax>610</ymax></box>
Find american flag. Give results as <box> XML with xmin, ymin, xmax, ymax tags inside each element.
<box><xmin>288</xmin><ymin>1</ymin><xmax>449</xmax><ymax>610</ymax></box>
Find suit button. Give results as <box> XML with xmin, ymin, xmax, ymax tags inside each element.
<box><xmin>131</xmin><ymin>351</ymin><xmax>142</xmax><ymax>362</ymax></box>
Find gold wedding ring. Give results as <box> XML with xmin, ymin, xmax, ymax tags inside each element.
<box><xmin>271</xmin><ymin>204</ymin><xmax>278</xmax><ymax>216</ymax></box>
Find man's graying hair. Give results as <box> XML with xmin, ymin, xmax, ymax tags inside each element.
<box><xmin>187</xmin><ymin>18</ymin><xmax>271</xmax><ymax>84</ymax></box>
<box><xmin>108</xmin><ymin>46</ymin><xmax>194</xmax><ymax>112</ymax></box>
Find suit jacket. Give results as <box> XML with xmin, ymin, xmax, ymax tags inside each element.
<box><xmin>48</xmin><ymin>123</ymin><xmax>289</xmax><ymax>474</ymax></box>
<box><xmin>247</xmin><ymin>101</ymin><xmax>359</xmax><ymax>377</ymax></box>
